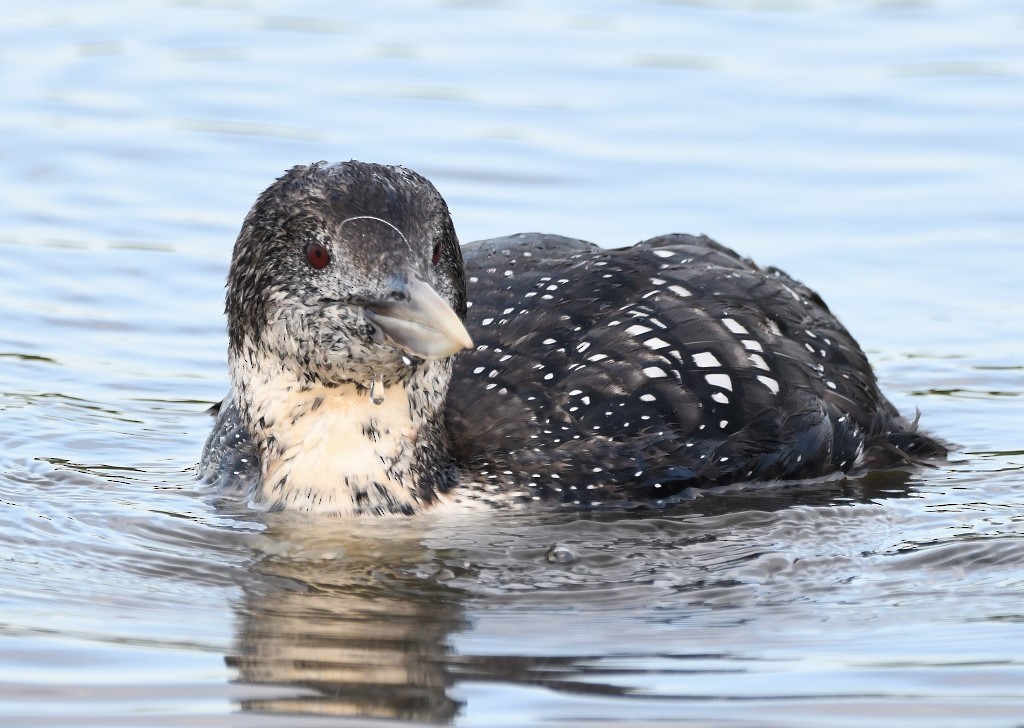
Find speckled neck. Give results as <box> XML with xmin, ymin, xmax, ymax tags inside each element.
<box><xmin>229</xmin><ymin>347</ymin><xmax>456</xmax><ymax>514</ymax></box>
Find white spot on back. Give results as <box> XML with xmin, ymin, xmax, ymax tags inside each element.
<box><xmin>644</xmin><ymin>337</ymin><xmax>670</xmax><ymax>350</ymax></box>
<box><xmin>668</xmin><ymin>285</ymin><xmax>691</xmax><ymax>297</ymax></box>
<box><xmin>626</xmin><ymin>324</ymin><xmax>652</xmax><ymax>336</ymax></box>
<box><xmin>722</xmin><ymin>318</ymin><xmax>748</xmax><ymax>334</ymax></box>
<box><xmin>639</xmin><ymin>393</ymin><xmax>657</xmax><ymax>402</ymax></box>
<box><xmin>748</xmin><ymin>353</ymin><xmax>770</xmax><ymax>371</ymax></box>
<box><xmin>757</xmin><ymin>375</ymin><xmax>780</xmax><ymax>394</ymax></box>
<box><xmin>643</xmin><ymin>366</ymin><xmax>668</xmax><ymax>379</ymax></box>
<box><xmin>705</xmin><ymin>373</ymin><xmax>733</xmax><ymax>390</ymax></box>
<box><xmin>653</xmin><ymin>249</ymin><xmax>675</xmax><ymax>258</ymax></box>
<box><xmin>692</xmin><ymin>351</ymin><xmax>721</xmax><ymax>368</ymax></box>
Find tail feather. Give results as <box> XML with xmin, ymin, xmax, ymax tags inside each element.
<box><xmin>858</xmin><ymin>409</ymin><xmax>948</xmax><ymax>470</ymax></box>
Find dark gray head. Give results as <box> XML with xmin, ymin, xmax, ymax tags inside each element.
<box><xmin>226</xmin><ymin>161</ymin><xmax>472</xmax><ymax>387</ymax></box>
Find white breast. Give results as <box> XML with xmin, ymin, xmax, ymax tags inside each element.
<box><xmin>236</xmin><ymin>358</ymin><xmax>435</xmax><ymax>514</ymax></box>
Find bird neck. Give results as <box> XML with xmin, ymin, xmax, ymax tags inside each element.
<box><xmin>230</xmin><ymin>349</ymin><xmax>455</xmax><ymax>514</ymax></box>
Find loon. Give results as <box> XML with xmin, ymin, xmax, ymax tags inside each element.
<box><xmin>201</xmin><ymin>160</ymin><xmax>945</xmax><ymax>515</ymax></box>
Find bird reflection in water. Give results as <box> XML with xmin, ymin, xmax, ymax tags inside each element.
<box><xmin>225</xmin><ymin>517</ymin><xmax>466</xmax><ymax>722</ymax></box>
<box><xmin>223</xmin><ymin>470</ymin><xmax>920</xmax><ymax>722</ymax></box>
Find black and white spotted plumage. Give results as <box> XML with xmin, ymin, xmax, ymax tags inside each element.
<box><xmin>202</xmin><ymin>161</ymin><xmax>945</xmax><ymax>514</ymax></box>
<box><xmin>447</xmin><ymin>233</ymin><xmax>944</xmax><ymax>507</ymax></box>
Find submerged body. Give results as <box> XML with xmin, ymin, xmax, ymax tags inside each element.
<box><xmin>201</xmin><ymin>162</ymin><xmax>944</xmax><ymax>514</ymax></box>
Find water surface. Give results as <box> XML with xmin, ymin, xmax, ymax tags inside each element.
<box><xmin>1</xmin><ymin>1</ymin><xmax>1023</xmax><ymax>726</ymax></box>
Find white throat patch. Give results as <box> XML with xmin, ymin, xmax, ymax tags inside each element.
<box><xmin>231</xmin><ymin>350</ymin><xmax>450</xmax><ymax>514</ymax></box>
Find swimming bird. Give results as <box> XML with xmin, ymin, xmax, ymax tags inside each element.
<box><xmin>201</xmin><ymin>160</ymin><xmax>945</xmax><ymax>515</ymax></box>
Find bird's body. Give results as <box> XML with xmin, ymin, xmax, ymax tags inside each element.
<box><xmin>201</xmin><ymin>161</ymin><xmax>944</xmax><ymax>515</ymax></box>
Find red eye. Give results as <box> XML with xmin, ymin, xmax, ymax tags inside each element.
<box><xmin>431</xmin><ymin>241</ymin><xmax>443</xmax><ymax>266</ymax></box>
<box><xmin>305</xmin><ymin>242</ymin><xmax>330</xmax><ymax>269</ymax></box>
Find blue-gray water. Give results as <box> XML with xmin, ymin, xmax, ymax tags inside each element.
<box><xmin>2</xmin><ymin>1</ymin><xmax>1023</xmax><ymax>726</ymax></box>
